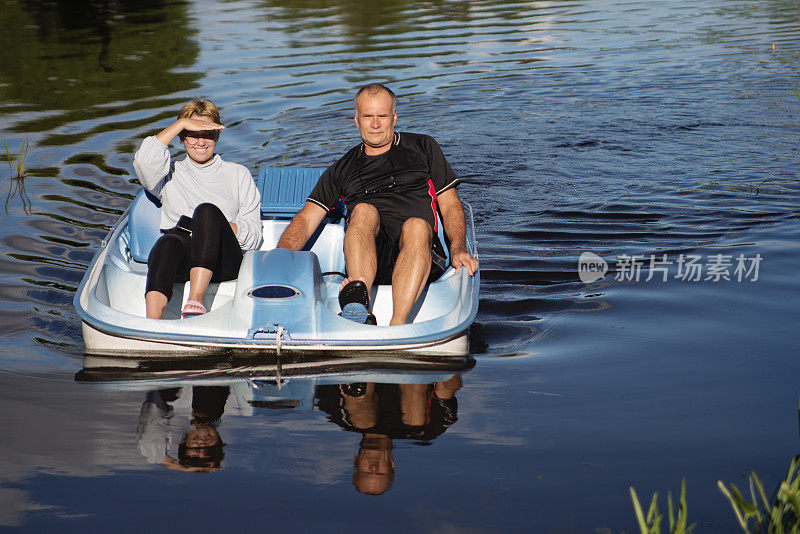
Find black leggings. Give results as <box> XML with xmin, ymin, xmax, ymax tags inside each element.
<box><xmin>146</xmin><ymin>203</ymin><xmax>243</xmax><ymax>301</ymax></box>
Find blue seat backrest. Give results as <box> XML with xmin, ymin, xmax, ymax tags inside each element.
<box><xmin>258</xmin><ymin>167</ymin><xmax>325</xmax><ymax>216</ymax></box>
<box><xmin>128</xmin><ymin>190</ymin><xmax>162</xmax><ymax>263</ymax></box>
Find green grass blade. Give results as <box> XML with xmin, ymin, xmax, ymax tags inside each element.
<box><xmin>668</xmin><ymin>489</ymin><xmax>675</xmax><ymax>532</ymax></box>
<box><xmin>751</xmin><ymin>473</ymin><xmax>765</xmax><ymax>522</ymax></box>
<box><xmin>4</xmin><ymin>138</ymin><xmax>12</xmax><ymax>177</ymax></box>
<box><xmin>19</xmin><ymin>139</ymin><xmax>27</xmax><ymax>177</ymax></box>
<box><xmin>787</xmin><ymin>457</ymin><xmax>800</xmax><ymax>491</ymax></box>
<box><xmin>647</xmin><ymin>493</ymin><xmax>662</xmax><ymax>533</ymax></box>
<box><xmin>719</xmin><ymin>481</ymin><xmax>752</xmax><ymax>532</ymax></box>
<box><xmin>728</xmin><ymin>483</ymin><xmax>758</xmax><ymax>518</ymax></box>
<box><xmin>5</xmin><ymin>177</ymin><xmax>12</xmax><ymax>215</ymax></box>
<box><xmin>631</xmin><ymin>487</ymin><xmax>650</xmax><ymax>534</ymax></box>
<box><xmin>677</xmin><ymin>479</ymin><xmax>695</xmax><ymax>533</ymax></box>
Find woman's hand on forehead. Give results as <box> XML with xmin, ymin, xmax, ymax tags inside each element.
<box><xmin>182</xmin><ymin>117</ymin><xmax>225</xmax><ymax>132</ymax></box>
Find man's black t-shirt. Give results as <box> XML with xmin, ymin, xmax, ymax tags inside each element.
<box><xmin>307</xmin><ymin>132</ymin><xmax>459</xmax><ymax>232</ymax></box>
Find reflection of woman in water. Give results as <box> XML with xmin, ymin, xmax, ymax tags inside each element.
<box><xmin>315</xmin><ymin>375</ymin><xmax>462</xmax><ymax>495</ymax></box>
<box><xmin>137</xmin><ymin>386</ymin><xmax>229</xmax><ymax>473</ymax></box>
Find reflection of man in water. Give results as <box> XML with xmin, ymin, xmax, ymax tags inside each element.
<box><xmin>316</xmin><ymin>375</ymin><xmax>461</xmax><ymax>495</ymax></box>
<box><xmin>352</xmin><ymin>434</ymin><xmax>394</xmax><ymax>495</ymax></box>
<box><xmin>137</xmin><ymin>386</ymin><xmax>229</xmax><ymax>473</ymax></box>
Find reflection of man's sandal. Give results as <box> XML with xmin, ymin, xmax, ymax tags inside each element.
<box><xmin>341</xmin><ymin>383</ymin><xmax>367</xmax><ymax>398</ymax></box>
<box><xmin>338</xmin><ymin>280</ymin><xmax>376</xmax><ymax>325</ymax></box>
<box><xmin>181</xmin><ymin>299</ymin><xmax>207</xmax><ymax>319</ymax></box>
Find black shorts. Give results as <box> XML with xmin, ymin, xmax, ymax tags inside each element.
<box><xmin>353</xmin><ymin>200</ymin><xmax>447</xmax><ymax>285</ymax></box>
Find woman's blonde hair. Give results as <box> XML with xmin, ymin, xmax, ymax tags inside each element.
<box><xmin>178</xmin><ymin>99</ymin><xmax>221</xmax><ymax>124</ymax></box>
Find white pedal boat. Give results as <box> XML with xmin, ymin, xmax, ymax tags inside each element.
<box><xmin>74</xmin><ymin>167</ymin><xmax>479</xmax><ymax>356</ymax></box>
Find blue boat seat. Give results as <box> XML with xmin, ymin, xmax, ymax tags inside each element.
<box><xmin>126</xmin><ymin>167</ymin><xmax>451</xmax><ymax>273</ymax></box>
<box><xmin>125</xmin><ymin>168</ymin><xmax>327</xmax><ymax>263</ymax></box>
<box><xmin>128</xmin><ymin>190</ymin><xmax>162</xmax><ymax>263</ymax></box>
<box><xmin>258</xmin><ymin>167</ymin><xmax>326</xmax><ymax>217</ymax></box>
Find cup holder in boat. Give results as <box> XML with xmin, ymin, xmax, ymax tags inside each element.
<box><xmin>247</xmin><ymin>285</ymin><xmax>300</xmax><ymax>299</ymax></box>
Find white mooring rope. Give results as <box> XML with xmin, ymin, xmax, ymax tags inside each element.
<box><xmin>276</xmin><ymin>325</ymin><xmax>283</xmax><ymax>356</ymax></box>
<box><xmin>275</xmin><ymin>325</ymin><xmax>284</xmax><ymax>390</ymax></box>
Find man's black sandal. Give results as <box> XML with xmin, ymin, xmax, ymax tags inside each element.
<box><xmin>338</xmin><ymin>280</ymin><xmax>375</xmax><ymax>324</ymax></box>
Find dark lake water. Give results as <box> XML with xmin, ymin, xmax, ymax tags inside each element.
<box><xmin>1</xmin><ymin>0</ymin><xmax>799</xmax><ymax>531</ymax></box>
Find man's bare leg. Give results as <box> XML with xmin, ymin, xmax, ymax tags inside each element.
<box><xmin>390</xmin><ymin>217</ymin><xmax>432</xmax><ymax>326</ymax></box>
<box><xmin>342</xmin><ymin>203</ymin><xmax>380</xmax><ymax>294</ymax></box>
<box><xmin>399</xmin><ymin>383</ymin><xmax>428</xmax><ymax>426</ymax></box>
<box><xmin>341</xmin><ymin>383</ymin><xmax>378</xmax><ymax>430</ymax></box>
<box><xmin>434</xmin><ymin>374</ymin><xmax>462</xmax><ymax>399</ymax></box>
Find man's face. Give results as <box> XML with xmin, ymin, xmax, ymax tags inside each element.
<box><xmin>353</xmin><ymin>445</ymin><xmax>394</xmax><ymax>495</ymax></box>
<box><xmin>354</xmin><ymin>92</ymin><xmax>397</xmax><ymax>152</ymax></box>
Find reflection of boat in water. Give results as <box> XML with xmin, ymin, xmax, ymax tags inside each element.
<box><xmin>117</xmin><ymin>354</ymin><xmax>471</xmax><ymax>490</ymax></box>
<box><xmin>74</xmin><ymin>168</ymin><xmax>480</xmax><ymax>356</ymax></box>
<box><xmin>77</xmin><ymin>352</ymin><xmax>472</xmax><ymax>415</ymax></box>
<box><xmin>76</xmin><ymin>352</ymin><xmax>474</xmax><ymax>409</ymax></box>
<box><xmin>76</xmin><ymin>351</ymin><xmax>475</xmax><ymax>385</ymax></box>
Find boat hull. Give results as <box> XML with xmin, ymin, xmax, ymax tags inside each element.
<box><xmin>80</xmin><ymin>319</ymin><xmax>470</xmax><ymax>356</ymax></box>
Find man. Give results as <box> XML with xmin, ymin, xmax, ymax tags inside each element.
<box><xmin>276</xmin><ymin>83</ymin><xmax>478</xmax><ymax>325</ymax></box>
<box><xmin>314</xmin><ymin>375</ymin><xmax>462</xmax><ymax>495</ymax></box>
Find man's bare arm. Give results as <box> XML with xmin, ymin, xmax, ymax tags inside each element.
<box><xmin>276</xmin><ymin>202</ymin><xmax>328</xmax><ymax>250</ymax></box>
<box><xmin>437</xmin><ymin>188</ymin><xmax>478</xmax><ymax>275</ymax></box>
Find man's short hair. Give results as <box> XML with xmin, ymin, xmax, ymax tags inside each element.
<box><xmin>178</xmin><ymin>99</ymin><xmax>221</xmax><ymax>124</ymax></box>
<box><xmin>354</xmin><ymin>84</ymin><xmax>396</xmax><ymax>113</ymax></box>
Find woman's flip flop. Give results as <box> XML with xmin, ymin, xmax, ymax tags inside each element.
<box><xmin>181</xmin><ymin>299</ymin><xmax>207</xmax><ymax>319</ymax></box>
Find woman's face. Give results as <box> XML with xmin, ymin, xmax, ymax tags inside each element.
<box><xmin>182</xmin><ymin>114</ymin><xmax>218</xmax><ymax>165</ymax></box>
<box><xmin>185</xmin><ymin>425</ymin><xmax>220</xmax><ymax>452</ymax></box>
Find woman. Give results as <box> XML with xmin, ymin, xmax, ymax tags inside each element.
<box><xmin>133</xmin><ymin>99</ymin><xmax>262</xmax><ymax>319</ymax></box>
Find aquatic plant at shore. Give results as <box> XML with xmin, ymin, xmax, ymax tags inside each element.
<box><xmin>631</xmin><ymin>459</ymin><xmax>800</xmax><ymax>534</ymax></box>
<box><xmin>630</xmin><ymin>479</ymin><xmax>694</xmax><ymax>534</ymax></box>
<box><xmin>4</xmin><ymin>137</ymin><xmax>31</xmax><ymax>214</ymax></box>
<box><xmin>718</xmin><ymin>457</ymin><xmax>800</xmax><ymax>534</ymax></box>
